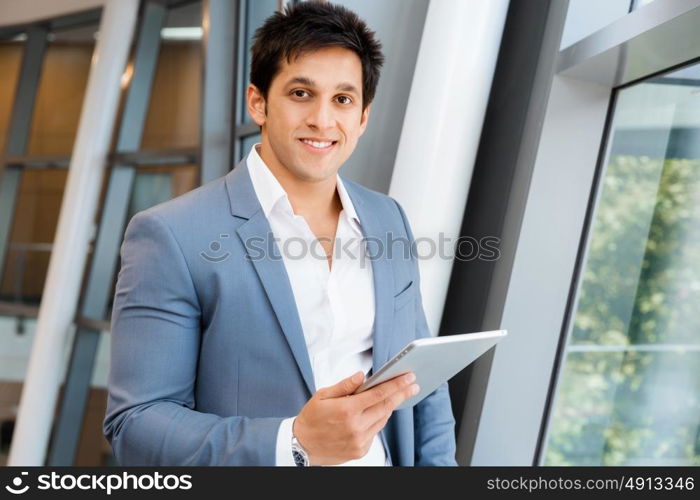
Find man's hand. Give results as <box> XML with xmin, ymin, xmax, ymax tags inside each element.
<box><xmin>293</xmin><ymin>371</ymin><xmax>419</xmax><ymax>465</ymax></box>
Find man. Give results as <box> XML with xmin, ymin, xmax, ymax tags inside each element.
<box><xmin>103</xmin><ymin>1</ymin><xmax>456</xmax><ymax>466</ymax></box>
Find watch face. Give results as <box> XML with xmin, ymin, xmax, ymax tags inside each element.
<box><xmin>292</xmin><ymin>449</ymin><xmax>307</xmax><ymax>467</ymax></box>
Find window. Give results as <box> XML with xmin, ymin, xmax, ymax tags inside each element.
<box><xmin>0</xmin><ymin>13</ymin><xmax>103</xmax><ymax>466</ymax></box>
<box><xmin>544</xmin><ymin>62</ymin><xmax>700</xmax><ymax>466</ymax></box>
<box><xmin>235</xmin><ymin>0</ymin><xmax>278</xmax><ymax>160</ymax></box>
<box><xmin>0</xmin><ymin>22</ymin><xmax>98</xmax><ymax>306</ymax></box>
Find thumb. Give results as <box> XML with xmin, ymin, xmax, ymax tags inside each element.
<box><xmin>317</xmin><ymin>371</ymin><xmax>365</xmax><ymax>399</ymax></box>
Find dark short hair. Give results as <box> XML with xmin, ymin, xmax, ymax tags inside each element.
<box><xmin>250</xmin><ymin>1</ymin><xmax>384</xmax><ymax>110</ymax></box>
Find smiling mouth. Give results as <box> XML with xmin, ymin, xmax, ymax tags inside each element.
<box><xmin>299</xmin><ymin>138</ymin><xmax>337</xmax><ymax>151</ymax></box>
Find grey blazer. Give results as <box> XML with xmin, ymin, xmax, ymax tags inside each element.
<box><xmin>103</xmin><ymin>159</ymin><xmax>457</xmax><ymax>466</ymax></box>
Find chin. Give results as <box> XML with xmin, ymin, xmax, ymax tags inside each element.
<box><xmin>291</xmin><ymin>163</ymin><xmax>338</xmax><ymax>182</ymax></box>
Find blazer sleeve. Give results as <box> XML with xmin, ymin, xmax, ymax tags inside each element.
<box><xmin>393</xmin><ymin>200</ymin><xmax>458</xmax><ymax>466</ymax></box>
<box><xmin>103</xmin><ymin>210</ymin><xmax>283</xmax><ymax>465</ymax></box>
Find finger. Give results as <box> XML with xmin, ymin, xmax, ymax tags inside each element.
<box><xmin>361</xmin><ymin>384</ymin><xmax>419</xmax><ymax>441</ymax></box>
<box><xmin>363</xmin><ymin>406</ymin><xmax>396</xmax><ymax>440</ymax></box>
<box><xmin>353</xmin><ymin>372</ymin><xmax>415</xmax><ymax>409</ymax></box>
<box><xmin>316</xmin><ymin>371</ymin><xmax>365</xmax><ymax>399</ymax></box>
<box><xmin>362</xmin><ymin>383</ymin><xmax>419</xmax><ymax>424</ymax></box>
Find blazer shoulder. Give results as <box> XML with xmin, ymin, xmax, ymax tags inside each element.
<box><xmin>129</xmin><ymin>175</ymin><xmax>230</xmax><ymax>232</ymax></box>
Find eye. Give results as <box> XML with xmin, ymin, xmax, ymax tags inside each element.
<box><xmin>291</xmin><ymin>89</ymin><xmax>309</xmax><ymax>98</ymax></box>
<box><xmin>337</xmin><ymin>95</ymin><xmax>353</xmax><ymax>105</ymax></box>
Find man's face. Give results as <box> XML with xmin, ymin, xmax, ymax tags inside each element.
<box><xmin>247</xmin><ymin>46</ymin><xmax>370</xmax><ymax>184</ymax></box>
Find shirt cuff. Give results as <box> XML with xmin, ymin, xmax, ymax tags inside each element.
<box><xmin>275</xmin><ymin>416</ymin><xmax>297</xmax><ymax>466</ymax></box>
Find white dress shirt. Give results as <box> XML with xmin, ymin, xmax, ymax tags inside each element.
<box><xmin>246</xmin><ymin>145</ymin><xmax>388</xmax><ymax>466</ymax></box>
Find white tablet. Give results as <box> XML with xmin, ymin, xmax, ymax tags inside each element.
<box><xmin>354</xmin><ymin>330</ymin><xmax>507</xmax><ymax>409</ymax></box>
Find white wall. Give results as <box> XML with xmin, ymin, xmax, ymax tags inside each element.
<box><xmin>389</xmin><ymin>0</ymin><xmax>509</xmax><ymax>334</ymax></box>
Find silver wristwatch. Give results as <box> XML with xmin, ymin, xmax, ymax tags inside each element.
<box><xmin>291</xmin><ymin>435</ymin><xmax>310</xmax><ymax>467</ymax></box>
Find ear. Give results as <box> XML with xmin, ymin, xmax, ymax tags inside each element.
<box><xmin>358</xmin><ymin>103</ymin><xmax>371</xmax><ymax>137</ymax></box>
<box><xmin>246</xmin><ymin>84</ymin><xmax>267</xmax><ymax>126</ymax></box>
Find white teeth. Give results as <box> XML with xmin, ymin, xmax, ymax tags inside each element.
<box><xmin>301</xmin><ymin>139</ymin><xmax>333</xmax><ymax>148</ymax></box>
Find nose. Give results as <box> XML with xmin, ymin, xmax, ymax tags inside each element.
<box><xmin>305</xmin><ymin>99</ymin><xmax>335</xmax><ymax>132</ymax></box>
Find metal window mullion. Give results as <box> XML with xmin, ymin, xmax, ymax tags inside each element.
<box><xmin>47</xmin><ymin>0</ymin><xmax>167</xmax><ymax>466</ymax></box>
<box><xmin>116</xmin><ymin>0</ymin><xmax>167</xmax><ymax>152</ymax></box>
<box><xmin>200</xmin><ymin>0</ymin><xmax>239</xmax><ymax>183</ymax></box>
<box><xmin>233</xmin><ymin>0</ymin><xmax>249</xmax><ymax>162</ymax></box>
<box><xmin>0</xmin><ymin>25</ymin><xmax>48</xmax><ymax>287</ymax></box>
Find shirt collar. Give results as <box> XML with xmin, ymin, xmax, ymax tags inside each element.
<box><xmin>246</xmin><ymin>143</ymin><xmax>289</xmax><ymax>218</ymax></box>
<box><xmin>246</xmin><ymin>143</ymin><xmax>362</xmax><ymax>231</ymax></box>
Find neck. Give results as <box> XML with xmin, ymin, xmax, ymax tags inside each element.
<box><xmin>258</xmin><ymin>144</ymin><xmax>342</xmax><ymax>218</ymax></box>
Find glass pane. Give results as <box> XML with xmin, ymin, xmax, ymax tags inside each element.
<box><xmin>0</xmin><ymin>170</ymin><xmax>67</xmax><ymax>303</ymax></box>
<box><xmin>1</xmin><ymin>22</ymin><xmax>99</xmax><ymax>305</ymax></box>
<box><xmin>241</xmin><ymin>0</ymin><xmax>278</xmax><ymax>124</ymax></box>
<box><xmin>141</xmin><ymin>1</ymin><xmax>203</xmax><ymax>149</ymax></box>
<box><xmin>27</xmin><ymin>25</ymin><xmax>97</xmax><ymax>155</ymax></box>
<box><xmin>545</xmin><ymin>62</ymin><xmax>700</xmax><ymax>465</ymax></box>
<box><xmin>547</xmin><ymin>350</ymin><xmax>699</xmax><ymax>466</ymax></box>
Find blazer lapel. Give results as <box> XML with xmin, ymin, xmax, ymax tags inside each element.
<box><xmin>226</xmin><ymin>161</ymin><xmax>316</xmax><ymax>395</ymax></box>
<box><xmin>342</xmin><ymin>180</ymin><xmax>395</xmax><ymax>374</ymax></box>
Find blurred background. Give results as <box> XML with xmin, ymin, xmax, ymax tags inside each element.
<box><xmin>0</xmin><ymin>0</ymin><xmax>697</xmax><ymax>466</ymax></box>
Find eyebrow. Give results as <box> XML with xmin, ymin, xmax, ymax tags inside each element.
<box><xmin>285</xmin><ymin>76</ymin><xmax>360</xmax><ymax>95</ymax></box>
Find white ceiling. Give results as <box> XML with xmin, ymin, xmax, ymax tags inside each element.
<box><xmin>0</xmin><ymin>0</ymin><xmax>104</xmax><ymax>28</ymax></box>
